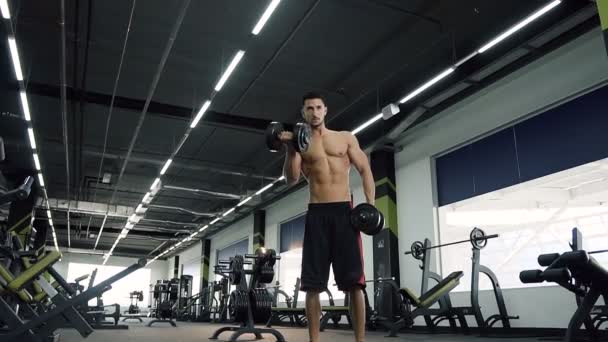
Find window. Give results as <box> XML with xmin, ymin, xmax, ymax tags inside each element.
<box><xmin>216</xmin><ymin>239</ymin><xmax>249</xmax><ymax>263</ymax></box>
<box><xmin>67</xmin><ymin>262</ymin><xmax>151</xmax><ymax>307</ymax></box>
<box><xmin>216</xmin><ymin>239</ymin><xmax>249</xmax><ymax>292</ymax></box>
<box><xmin>277</xmin><ymin>213</ymin><xmax>345</xmax><ymax>303</ymax></box>
<box><xmin>438</xmin><ymin>159</ymin><xmax>608</xmax><ymax>291</ymax></box>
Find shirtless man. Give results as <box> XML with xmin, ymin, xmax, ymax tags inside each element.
<box><xmin>281</xmin><ymin>92</ymin><xmax>375</xmax><ymax>342</ymax></box>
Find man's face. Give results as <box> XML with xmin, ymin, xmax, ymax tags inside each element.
<box><xmin>302</xmin><ymin>98</ymin><xmax>327</xmax><ymax>128</ymax></box>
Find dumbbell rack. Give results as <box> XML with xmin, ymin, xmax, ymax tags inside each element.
<box><xmin>210</xmin><ymin>250</ymin><xmax>286</xmax><ymax>342</ymax></box>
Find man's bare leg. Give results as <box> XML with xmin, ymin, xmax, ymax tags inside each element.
<box><xmin>349</xmin><ymin>287</ymin><xmax>366</xmax><ymax>342</ymax></box>
<box><xmin>306</xmin><ymin>291</ymin><xmax>322</xmax><ymax>342</ymax></box>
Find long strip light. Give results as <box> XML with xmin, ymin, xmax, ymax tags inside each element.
<box><xmin>160</xmin><ymin>159</ymin><xmax>173</xmax><ymax>175</ymax></box>
<box><xmin>478</xmin><ymin>0</ymin><xmax>561</xmax><ymax>53</ymax></box>
<box><xmin>5</xmin><ymin>28</ymin><xmax>61</xmax><ymax>252</ymax></box>
<box><xmin>352</xmin><ymin>113</ymin><xmax>382</xmax><ymax>135</ymax></box>
<box><xmin>237</xmin><ymin>196</ymin><xmax>253</xmax><ymax>207</ymax></box>
<box><xmin>252</xmin><ymin>0</ymin><xmax>281</xmax><ymax>35</ymax></box>
<box><xmin>20</xmin><ymin>91</ymin><xmax>31</xmax><ymax>121</ymax></box>
<box><xmin>8</xmin><ymin>37</ymin><xmax>22</xmax><ymax>80</ymax></box>
<box><xmin>0</xmin><ymin>0</ymin><xmax>10</xmax><ymax>19</ymax></box>
<box><xmin>190</xmin><ymin>100</ymin><xmax>211</xmax><ymax>128</ymax></box>
<box><xmin>399</xmin><ymin>67</ymin><xmax>455</xmax><ymax>104</ymax></box>
<box><xmin>350</xmin><ymin>1</ymin><xmax>561</xmax><ymax>136</ymax></box>
<box><xmin>150</xmin><ymin>177</ymin><xmax>161</xmax><ymax>190</ymax></box>
<box><xmin>214</xmin><ymin>50</ymin><xmax>245</xmax><ymax>92</ymax></box>
<box><xmin>27</xmin><ymin>128</ymin><xmax>36</xmax><ymax>149</ymax></box>
<box><xmin>107</xmin><ymin>6</ymin><xmax>279</xmax><ymax>262</ymax></box>
<box><xmin>33</xmin><ymin>153</ymin><xmax>41</xmax><ymax>170</ymax></box>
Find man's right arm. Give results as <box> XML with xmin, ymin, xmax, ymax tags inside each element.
<box><xmin>282</xmin><ymin>145</ymin><xmax>302</xmax><ymax>186</ymax></box>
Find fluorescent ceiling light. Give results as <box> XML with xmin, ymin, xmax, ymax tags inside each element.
<box><xmin>214</xmin><ymin>50</ymin><xmax>245</xmax><ymax>92</ymax></box>
<box><xmin>352</xmin><ymin>113</ymin><xmax>383</xmax><ymax>135</ymax></box>
<box><xmin>252</xmin><ymin>0</ymin><xmax>281</xmax><ymax>35</ymax></box>
<box><xmin>8</xmin><ymin>38</ymin><xmax>23</xmax><ymax>81</ymax></box>
<box><xmin>237</xmin><ymin>196</ymin><xmax>253</xmax><ymax>207</ymax></box>
<box><xmin>27</xmin><ymin>128</ymin><xmax>36</xmax><ymax>149</ymax></box>
<box><xmin>160</xmin><ymin>159</ymin><xmax>173</xmax><ymax>175</ymax></box>
<box><xmin>46</xmin><ymin>210</ymin><xmax>52</xmax><ymax>219</ymax></box>
<box><xmin>125</xmin><ymin>222</ymin><xmax>135</xmax><ymax>229</ymax></box>
<box><xmin>399</xmin><ymin>67</ymin><xmax>455</xmax><ymax>104</ymax></box>
<box><xmin>20</xmin><ymin>91</ymin><xmax>31</xmax><ymax>121</ymax></box>
<box><xmin>277</xmin><ymin>176</ymin><xmax>285</xmax><ymax>181</ymax></box>
<box><xmin>190</xmin><ymin>100</ymin><xmax>212</xmax><ymax>128</ymax></box>
<box><xmin>150</xmin><ymin>177</ymin><xmax>161</xmax><ymax>190</ymax></box>
<box><xmin>0</xmin><ymin>0</ymin><xmax>10</xmax><ymax>19</ymax></box>
<box><xmin>48</xmin><ymin>218</ymin><xmax>53</xmax><ymax>226</ymax></box>
<box><xmin>198</xmin><ymin>225</ymin><xmax>209</xmax><ymax>232</ymax></box>
<box><xmin>33</xmin><ymin>153</ymin><xmax>41</xmax><ymax>170</ymax></box>
<box><xmin>142</xmin><ymin>192</ymin><xmax>152</xmax><ymax>204</ymax></box>
<box><xmin>129</xmin><ymin>214</ymin><xmax>142</xmax><ymax>223</ymax></box>
<box><xmin>210</xmin><ymin>217</ymin><xmax>221</xmax><ymax>225</ymax></box>
<box><xmin>37</xmin><ymin>173</ymin><xmax>45</xmax><ymax>187</ymax></box>
<box><xmin>222</xmin><ymin>207</ymin><xmax>236</xmax><ymax>217</ymax></box>
<box><xmin>255</xmin><ymin>183</ymin><xmax>274</xmax><ymax>196</ymax></box>
<box><xmin>478</xmin><ymin>0</ymin><xmax>561</xmax><ymax>53</ymax></box>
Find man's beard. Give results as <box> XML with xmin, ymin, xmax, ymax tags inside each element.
<box><xmin>310</xmin><ymin>120</ymin><xmax>323</xmax><ymax>128</ymax></box>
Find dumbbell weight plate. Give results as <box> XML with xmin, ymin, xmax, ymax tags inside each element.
<box><xmin>293</xmin><ymin>122</ymin><xmax>311</xmax><ymax>153</ymax></box>
<box><xmin>265</xmin><ymin>122</ymin><xmax>284</xmax><ymax>152</ymax></box>
<box><xmin>350</xmin><ymin>203</ymin><xmax>384</xmax><ymax>236</ymax></box>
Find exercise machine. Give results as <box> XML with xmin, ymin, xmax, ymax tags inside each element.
<box><xmin>148</xmin><ymin>278</ymin><xmax>179</xmax><ymax>327</ymax></box>
<box><xmin>404</xmin><ymin>228</ymin><xmax>518</xmax><ymax>334</ymax></box>
<box><xmin>210</xmin><ymin>247</ymin><xmax>285</xmax><ymax>341</ymax></box>
<box><xmin>122</xmin><ymin>291</ymin><xmax>144</xmax><ymax>322</ymax></box>
<box><xmin>520</xmin><ymin>228</ymin><xmax>608</xmax><ymax>342</ymax></box>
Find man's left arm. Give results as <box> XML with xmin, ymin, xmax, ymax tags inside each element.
<box><xmin>346</xmin><ymin>133</ymin><xmax>375</xmax><ymax>205</ymax></box>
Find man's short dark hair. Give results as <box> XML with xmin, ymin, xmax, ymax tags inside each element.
<box><xmin>302</xmin><ymin>92</ymin><xmax>326</xmax><ymax>106</ymax></box>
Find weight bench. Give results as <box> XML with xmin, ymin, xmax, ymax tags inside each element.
<box><xmin>388</xmin><ymin>271</ymin><xmax>465</xmax><ymax>337</ymax></box>
<box><xmin>1</xmin><ymin>257</ymin><xmax>146</xmax><ymax>342</ymax></box>
<box><xmin>268</xmin><ymin>278</ymin><xmax>306</xmax><ymax>327</ymax></box>
<box><xmin>319</xmin><ymin>290</ymin><xmax>350</xmax><ymax>331</ymax></box>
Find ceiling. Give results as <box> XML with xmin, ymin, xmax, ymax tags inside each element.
<box><xmin>0</xmin><ymin>0</ymin><xmax>599</xmax><ymax>259</ymax></box>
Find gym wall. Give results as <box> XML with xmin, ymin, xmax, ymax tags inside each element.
<box><xmin>167</xmin><ymin>27</ymin><xmax>608</xmax><ymax>328</ymax></box>
<box><xmin>395</xmin><ymin>27</ymin><xmax>608</xmax><ymax>328</ymax></box>
<box><xmin>54</xmin><ymin>252</ymin><xmax>168</xmax><ymax>308</ymax></box>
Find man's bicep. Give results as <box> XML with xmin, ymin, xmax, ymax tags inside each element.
<box><xmin>347</xmin><ymin>134</ymin><xmax>368</xmax><ymax>172</ymax></box>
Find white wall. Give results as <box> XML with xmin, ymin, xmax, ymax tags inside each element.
<box><xmin>54</xmin><ymin>252</ymin><xmax>168</xmax><ymax>308</ymax></box>
<box><xmin>177</xmin><ymin>240</ymin><xmax>202</xmax><ymax>294</ymax></box>
<box><xmin>395</xmin><ymin>28</ymin><xmax>608</xmax><ymax>328</ymax></box>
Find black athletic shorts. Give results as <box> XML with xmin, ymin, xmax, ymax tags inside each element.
<box><xmin>300</xmin><ymin>202</ymin><xmax>366</xmax><ymax>292</ymax></box>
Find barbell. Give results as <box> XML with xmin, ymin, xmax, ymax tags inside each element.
<box><xmin>405</xmin><ymin>228</ymin><xmax>498</xmax><ymax>260</ymax></box>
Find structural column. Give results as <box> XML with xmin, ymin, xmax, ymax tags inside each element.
<box><xmin>370</xmin><ymin>147</ymin><xmax>400</xmax><ymax>286</ymax></box>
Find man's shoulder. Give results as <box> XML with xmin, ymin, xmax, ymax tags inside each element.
<box><xmin>327</xmin><ymin>129</ymin><xmax>354</xmax><ymax>140</ymax></box>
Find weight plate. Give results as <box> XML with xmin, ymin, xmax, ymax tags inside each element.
<box><xmin>294</xmin><ymin>122</ymin><xmax>311</xmax><ymax>153</ymax></box>
<box><xmin>265</xmin><ymin>122</ymin><xmax>284</xmax><ymax>152</ymax></box>
<box><xmin>470</xmin><ymin>227</ymin><xmax>487</xmax><ymax>250</ymax></box>
<box><xmin>350</xmin><ymin>203</ymin><xmax>383</xmax><ymax>235</ymax></box>
<box><xmin>410</xmin><ymin>241</ymin><xmax>425</xmax><ymax>260</ymax></box>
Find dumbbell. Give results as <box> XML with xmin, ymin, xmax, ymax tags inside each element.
<box><xmin>265</xmin><ymin>121</ymin><xmax>311</xmax><ymax>153</ymax></box>
<box><xmin>350</xmin><ymin>203</ymin><xmax>384</xmax><ymax>236</ymax></box>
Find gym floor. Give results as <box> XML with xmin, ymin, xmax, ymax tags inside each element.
<box><xmin>59</xmin><ymin>320</ymin><xmax>539</xmax><ymax>342</ymax></box>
